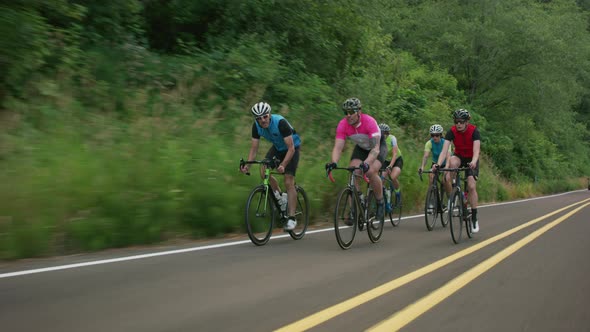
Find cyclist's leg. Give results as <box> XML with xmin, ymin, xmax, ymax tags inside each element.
<box><xmin>265</xmin><ymin>146</ymin><xmax>282</xmax><ymax>194</ymax></box>
<box><xmin>465</xmin><ymin>159</ymin><xmax>479</xmax><ymax>225</ymax></box>
<box><xmin>283</xmin><ymin>148</ymin><xmax>300</xmax><ymax>217</ymax></box>
<box><xmin>445</xmin><ymin>155</ymin><xmax>461</xmax><ymax>194</ymax></box>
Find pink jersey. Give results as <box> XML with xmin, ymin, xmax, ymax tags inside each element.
<box><xmin>335</xmin><ymin>113</ymin><xmax>381</xmax><ymax>150</ymax></box>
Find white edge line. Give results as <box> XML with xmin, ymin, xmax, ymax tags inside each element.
<box><xmin>1</xmin><ymin>190</ymin><xmax>586</xmax><ymax>279</ymax></box>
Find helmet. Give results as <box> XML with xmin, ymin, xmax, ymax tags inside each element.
<box><xmin>342</xmin><ymin>98</ymin><xmax>362</xmax><ymax>111</ymax></box>
<box><xmin>452</xmin><ymin>109</ymin><xmax>471</xmax><ymax>120</ymax></box>
<box><xmin>251</xmin><ymin>102</ymin><xmax>271</xmax><ymax>117</ymax></box>
<box><xmin>429</xmin><ymin>124</ymin><xmax>443</xmax><ymax>134</ymax></box>
<box><xmin>378</xmin><ymin>123</ymin><xmax>390</xmax><ymax>132</ymax></box>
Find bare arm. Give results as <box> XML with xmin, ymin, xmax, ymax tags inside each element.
<box><xmin>388</xmin><ymin>145</ymin><xmax>398</xmax><ymax>168</ymax></box>
<box><xmin>277</xmin><ymin>135</ymin><xmax>295</xmax><ymax>173</ymax></box>
<box><xmin>436</xmin><ymin>140</ymin><xmax>451</xmax><ymax>166</ymax></box>
<box><xmin>331</xmin><ymin>138</ymin><xmax>346</xmax><ymax>164</ymax></box>
<box><xmin>420</xmin><ymin>150</ymin><xmax>430</xmax><ymax>171</ymax></box>
<box><xmin>365</xmin><ymin>136</ymin><xmax>381</xmax><ymax>164</ymax></box>
<box><xmin>470</xmin><ymin>140</ymin><xmax>480</xmax><ymax>168</ymax></box>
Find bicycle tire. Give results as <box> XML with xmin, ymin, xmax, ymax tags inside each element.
<box><xmin>449</xmin><ymin>188</ymin><xmax>463</xmax><ymax>244</ymax></box>
<box><xmin>366</xmin><ymin>190</ymin><xmax>384</xmax><ymax>243</ymax></box>
<box><xmin>390</xmin><ymin>190</ymin><xmax>402</xmax><ymax>227</ymax></box>
<box><xmin>288</xmin><ymin>185</ymin><xmax>310</xmax><ymax>240</ymax></box>
<box><xmin>245</xmin><ymin>185</ymin><xmax>274</xmax><ymax>246</ymax></box>
<box><xmin>334</xmin><ymin>187</ymin><xmax>357</xmax><ymax>249</ymax></box>
<box><xmin>440</xmin><ymin>186</ymin><xmax>449</xmax><ymax>228</ymax></box>
<box><xmin>424</xmin><ymin>185</ymin><xmax>438</xmax><ymax>231</ymax></box>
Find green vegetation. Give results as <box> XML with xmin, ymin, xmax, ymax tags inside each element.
<box><xmin>1</xmin><ymin>0</ymin><xmax>589</xmax><ymax>259</ymax></box>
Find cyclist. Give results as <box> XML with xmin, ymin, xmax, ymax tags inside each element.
<box><xmin>419</xmin><ymin>124</ymin><xmax>452</xmax><ymax>191</ymax></box>
<box><xmin>379</xmin><ymin>123</ymin><xmax>403</xmax><ymax>212</ymax></box>
<box><xmin>240</xmin><ymin>102</ymin><xmax>301</xmax><ymax>231</ymax></box>
<box><xmin>325</xmin><ymin>97</ymin><xmax>387</xmax><ymax>219</ymax></box>
<box><xmin>432</xmin><ymin>109</ymin><xmax>481</xmax><ymax>233</ymax></box>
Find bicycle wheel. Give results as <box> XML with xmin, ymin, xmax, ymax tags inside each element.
<box><xmin>245</xmin><ymin>185</ymin><xmax>274</xmax><ymax>246</ymax></box>
<box><xmin>390</xmin><ymin>190</ymin><xmax>402</xmax><ymax>227</ymax></box>
<box><xmin>334</xmin><ymin>187</ymin><xmax>357</xmax><ymax>249</ymax></box>
<box><xmin>288</xmin><ymin>185</ymin><xmax>310</xmax><ymax>240</ymax></box>
<box><xmin>449</xmin><ymin>188</ymin><xmax>463</xmax><ymax>244</ymax></box>
<box><xmin>439</xmin><ymin>187</ymin><xmax>449</xmax><ymax>228</ymax></box>
<box><xmin>366</xmin><ymin>190</ymin><xmax>384</xmax><ymax>243</ymax></box>
<box><xmin>424</xmin><ymin>185</ymin><xmax>438</xmax><ymax>231</ymax></box>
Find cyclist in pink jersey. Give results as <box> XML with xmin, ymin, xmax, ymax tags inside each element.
<box><xmin>325</xmin><ymin>97</ymin><xmax>387</xmax><ymax>219</ymax></box>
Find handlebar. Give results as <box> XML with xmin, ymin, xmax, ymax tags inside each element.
<box><xmin>326</xmin><ymin>166</ymin><xmax>370</xmax><ymax>184</ymax></box>
<box><xmin>239</xmin><ymin>157</ymin><xmax>280</xmax><ymax>176</ymax></box>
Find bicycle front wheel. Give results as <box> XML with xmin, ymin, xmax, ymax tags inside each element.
<box><xmin>390</xmin><ymin>190</ymin><xmax>402</xmax><ymax>227</ymax></box>
<box><xmin>288</xmin><ymin>185</ymin><xmax>310</xmax><ymax>240</ymax></box>
<box><xmin>245</xmin><ymin>185</ymin><xmax>274</xmax><ymax>246</ymax></box>
<box><xmin>449</xmin><ymin>188</ymin><xmax>463</xmax><ymax>244</ymax></box>
<box><xmin>334</xmin><ymin>187</ymin><xmax>357</xmax><ymax>250</ymax></box>
<box><xmin>366</xmin><ymin>190</ymin><xmax>384</xmax><ymax>243</ymax></box>
<box><xmin>424</xmin><ymin>185</ymin><xmax>438</xmax><ymax>231</ymax></box>
<box><xmin>440</xmin><ymin>187</ymin><xmax>449</xmax><ymax>228</ymax></box>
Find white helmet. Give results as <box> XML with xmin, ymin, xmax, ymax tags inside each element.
<box><xmin>251</xmin><ymin>102</ymin><xmax>271</xmax><ymax>117</ymax></box>
<box><xmin>429</xmin><ymin>124</ymin><xmax>443</xmax><ymax>134</ymax></box>
<box><xmin>378</xmin><ymin>123</ymin><xmax>390</xmax><ymax>132</ymax></box>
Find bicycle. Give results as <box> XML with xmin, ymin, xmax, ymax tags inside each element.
<box><xmin>419</xmin><ymin>169</ymin><xmax>449</xmax><ymax>231</ymax></box>
<box><xmin>327</xmin><ymin>166</ymin><xmax>385</xmax><ymax>250</ymax></box>
<box><xmin>240</xmin><ymin>158</ymin><xmax>309</xmax><ymax>246</ymax></box>
<box><xmin>437</xmin><ymin>167</ymin><xmax>473</xmax><ymax>244</ymax></box>
<box><xmin>380</xmin><ymin>166</ymin><xmax>401</xmax><ymax>227</ymax></box>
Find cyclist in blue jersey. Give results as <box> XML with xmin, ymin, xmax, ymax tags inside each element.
<box><xmin>240</xmin><ymin>102</ymin><xmax>302</xmax><ymax>231</ymax></box>
<box><xmin>419</xmin><ymin>124</ymin><xmax>452</xmax><ymax>192</ymax></box>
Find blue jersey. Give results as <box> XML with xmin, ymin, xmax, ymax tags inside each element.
<box><xmin>254</xmin><ymin>114</ymin><xmax>301</xmax><ymax>152</ymax></box>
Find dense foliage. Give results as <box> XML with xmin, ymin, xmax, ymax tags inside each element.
<box><xmin>1</xmin><ymin>0</ymin><xmax>589</xmax><ymax>258</ymax></box>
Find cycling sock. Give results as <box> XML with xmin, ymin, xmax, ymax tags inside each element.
<box><xmin>472</xmin><ymin>208</ymin><xmax>478</xmax><ymax>220</ymax></box>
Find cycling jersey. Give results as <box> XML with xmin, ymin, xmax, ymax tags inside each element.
<box><xmin>335</xmin><ymin>113</ymin><xmax>381</xmax><ymax>150</ymax></box>
<box><xmin>446</xmin><ymin>124</ymin><xmax>480</xmax><ymax>158</ymax></box>
<box><xmin>386</xmin><ymin>135</ymin><xmax>402</xmax><ymax>157</ymax></box>
<box><xmin>424</xmin><ymin>138</ymin><xmax>450</xmax><ymax>164</ymax></box>
<box><xmin>252</xmin><ymin>114</ymin><xmax>301</xmax><ymax>152</ymax></box>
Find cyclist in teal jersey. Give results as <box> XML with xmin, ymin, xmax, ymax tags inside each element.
<box><xmin>379</xmin><ymin>123</ymin><xmax>403</xmax><ymax>209</ymax></box>
<box><xmin>240</xmin><ymin>102</ymin><xmax>302</xmax><ymax>231</ymax></box>
<box><xmin>419</xmin><ymin>124</ymin><xmax>452</xmax><ymax>190</ymax></box>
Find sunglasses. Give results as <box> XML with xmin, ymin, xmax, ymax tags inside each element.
<box><xmin>454</xmin><ymin>119</ymin><xmax>466</xmax><ymax>124</ymax></box>
<box><xmin>343</xmin><ymin>109</ymin><xmax>359</xmax><ymax>116</ymax></box>
<box><xmin>256</xmin><ymin>114</ymin><xmax>270</xmax><ymax>121</ymax></box>
<box><xmin>431</xmin><ymin>134</ymin><xmax>441</xmax><ymax>137</ymax></box>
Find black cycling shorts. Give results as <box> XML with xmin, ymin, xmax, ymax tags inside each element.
<box><xmin>265</xmin><ymin>146</ymin><xmax>300</xmax><ymax>176</ymax></box>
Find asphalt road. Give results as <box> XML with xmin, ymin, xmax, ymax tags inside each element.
<box><xmin>1</xmin><ymin>190</ymin><xmax>589</xmax><ymax>332</ymax></box>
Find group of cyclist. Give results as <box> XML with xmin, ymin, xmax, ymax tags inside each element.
<box><xmin>240</xmin><ymin>97</ymin><xmax>481</xmax><ymax>233</ymax></box>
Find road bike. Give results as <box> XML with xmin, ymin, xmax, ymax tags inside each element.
<box><xmin>240</xmin><ymin>158</ymin><xmax>309</xmax><ymax>246</ymax></box>
<box><xmin>419</xmin><ymin>169</ymin><xmax>449</xmax><ymax>231</ymax></box>
<box><xmin>327</xmin><ymin>166</ymin><xmax>384</xmax><ymax>250</ymax></box>
<box><xmin>437</xmin><ymin>167</ymin><xmax>473</xmax><ymax>244</ymax></box>
<box><xmin>380</xmin><ymin>167</ymin><xmax>401</xmax><ymax>227</ymax></box>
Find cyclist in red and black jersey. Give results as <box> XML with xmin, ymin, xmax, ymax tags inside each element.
<box><xmin>432</xmin><ymin>109</ymin><xmax>481</xmax><ymax>233</ymax></box>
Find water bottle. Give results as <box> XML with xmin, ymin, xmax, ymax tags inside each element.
<box><xmin>384</xmin><ymin>187</ymin><xmax>392</xmax><ymax>210</ymax></box>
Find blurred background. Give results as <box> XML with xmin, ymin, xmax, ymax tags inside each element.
<box><xmin>1</xmin><ymin>0</ymin><xmax>589</xmax><ymax>259</ymax></box>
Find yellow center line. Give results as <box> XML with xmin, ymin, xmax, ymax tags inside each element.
<box><xmin>368</xmin><ymin>202</ymin><xmax>590</xmax><ymax>331</ymax></box>
<box><xmin>274</xmin><ymin>198</ymin><xmax>590</xmax><ymax>332</ymax></box>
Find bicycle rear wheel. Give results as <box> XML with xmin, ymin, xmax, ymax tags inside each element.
<box><xmin>288</xmin><ymin>186</ymin><xmax>310</xmax><ymax>240</ymax></box>
<box><xmin>424</xmin><ymin>185</ymin><xmax>438</xmax><ymax>231</ymax></box>
<box><xmin>389</xmin><ymin>190</ymin><xmax>402</xmax><ymax>227</ymax></box>
<box><xmin>245</xmin><ymin>185</ymin><xmax>274</xmax><ymax>246</ymax></box>
<box><xmin>334</xmin><ymin>187</ymin><xmax>357</xmax><ymax>249</ymax></box>
<box><xmin>449</xmin><ymin>188</ymin><xmax>463</xmax><ymax>244</ymax></box>
<box><xmin>366</xmin><ymin>190</ymin><xmax>384</xmax><ymax>243</ymax></box>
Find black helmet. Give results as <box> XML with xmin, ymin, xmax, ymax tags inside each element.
<box><xmin>342</xmin><ymin>98</ymin><xmax>362</xmax><ymax>111</ymax></box>
<box><xmin>452</xmin><ymin>109</ymin><xmax>471</xmax><ymax>120</ymax></box>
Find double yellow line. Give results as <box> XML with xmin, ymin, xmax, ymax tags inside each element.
<box><xmin>276</xmin><ymin>198</ymin><xmax>590</xmax><ymax>332</ymax></box>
